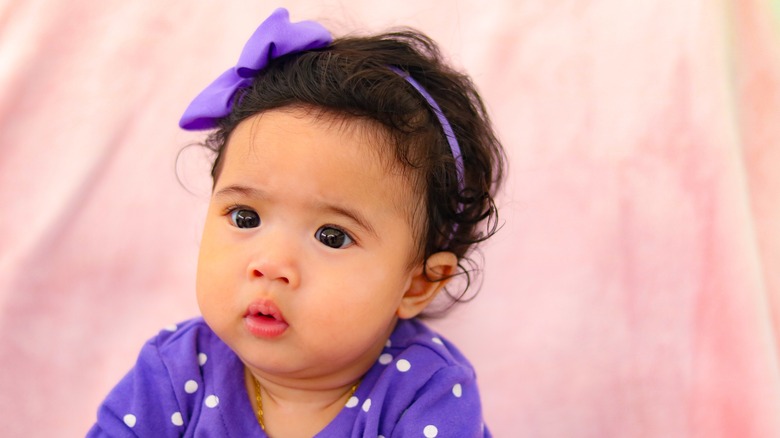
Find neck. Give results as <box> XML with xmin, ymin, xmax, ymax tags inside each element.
<box><xmin>244</xmin><ymin>367</ymin><xmax>360</xmax><ymax>437</ymax></box>
<box><xmin>241</xmin><ymin>320</ymin><xmax>395</xmax><ymax>435</ymax></box>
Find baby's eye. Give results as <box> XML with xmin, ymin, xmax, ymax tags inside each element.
<box><xmin>315</xmin><ymin>226</ymin><xmax>354</xmax><ymax>249</ymax></box>
<box><xmin>229</xmin><ymin>208</ymin><xmax>260</xmax><ymax>229</ymax></box>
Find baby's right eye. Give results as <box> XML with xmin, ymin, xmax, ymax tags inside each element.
<box><xmin>229</xmin><ymin>208</ymin><xmax>260</xmax><ymax>229</ymax></box>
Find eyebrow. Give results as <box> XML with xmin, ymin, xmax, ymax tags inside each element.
<box><xmin>213</xmin><ymin>184</ymin><xmax>267</xmax><ymax>201</ymax></box>
<box><xmin>213</xmin><ymin>184</ymin><xmax>378</xmax><ymax>238</ymax></box>
<box><xmin>315</xmin><ymin>201</ymin><xmax>378</xmax><ymax>239</ymax></box>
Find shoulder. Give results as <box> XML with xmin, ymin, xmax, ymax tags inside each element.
<box><xmin>147</xmin><ymin>317</ymin><xmax>213</xmax><ymax>348</ymax></box>
<box><xmin>88</xmin><ymin>318</ymin><xmax>236</xmax><ymax>437</ymax></box>
<box><xmin>146</xmin><ymin>317</ymin><xmax>218</xmax><ymax>366</ymax></box>
<box><xmin>353</xmin><ymin>319</ymin><xmax>489</xmax><ymax>437</ymax></box>
<box><xmin>127</xmin><ymin>317</ymin><xmax>221</xmax><ymax>385</ymax></box>
<box><xmin>371</xmin><ymin>318</ymin><xmax>479</xmax><ymax>394</ymax></box>
<box><xmin>385</xmin><ymin>318</ymin><xmax>476</xmax><ymax>375</ymax></box>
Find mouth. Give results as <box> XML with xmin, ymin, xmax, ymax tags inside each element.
<box><xmin>245</xmin><ymin>300</ymin><xmax>285</xmax><ymax>321</ymax></box>
<box><xmin>243</xmin><ymin>300</ymin><xmax>289</xmax><ymax>338</ymax></box>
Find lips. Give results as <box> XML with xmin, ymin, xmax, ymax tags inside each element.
<box><xmin>243</xmin><ymin>300</ymin><xmax>289</xmax><ymax>338</ymax></box>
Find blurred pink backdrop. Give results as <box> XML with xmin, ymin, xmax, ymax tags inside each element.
<box><xmin>1</xmin><ymin>1</ymin><xmax>779</xmax><ymax>436</ymax></box>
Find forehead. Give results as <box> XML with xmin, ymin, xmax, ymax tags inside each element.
<box><xmin>218</xmin><ymin>107</ymin><xmax>422</xmax><ymax>224</ymax></box>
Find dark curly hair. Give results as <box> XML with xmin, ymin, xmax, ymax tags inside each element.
<box><xmin>203</xmin><ymin>30</ymin><xmax>505</xmax><ymax>313</ymax></box>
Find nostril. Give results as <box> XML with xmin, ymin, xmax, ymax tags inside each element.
<box><xmin>250</xmin><ymin>269</ymin><xmax>290</xmax><ymax>284</ymax></box>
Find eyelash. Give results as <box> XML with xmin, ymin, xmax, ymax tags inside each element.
<box><xmin>223</xmin><ymin>204</ymin><xmax>255</xmax><ymax>220</ymax></box>
<box><xmin>224</xmin><ymin>204</ymin><xmax>247</xmax><ymax>214</ymax></box>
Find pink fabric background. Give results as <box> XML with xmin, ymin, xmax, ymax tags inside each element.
<box><xmin>2</xmin><ymin>1</ymin><xmax>779</xmax><ymax>436</ymax></box>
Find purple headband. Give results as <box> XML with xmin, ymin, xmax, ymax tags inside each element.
<box><xmin>180</xmin><ymin>8</ymin><xmax>465</xmax><ymax>240</ymax></box>
<box><xmin>389</xmin><ymin>66</ymin><xmax>465</xmax><ymax>232</ymax></box>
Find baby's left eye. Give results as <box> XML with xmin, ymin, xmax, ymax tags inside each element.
<box><xmin>315</xmin><ymin>226</ymin><xmax>354</xmax><ymax>249</ymax></box>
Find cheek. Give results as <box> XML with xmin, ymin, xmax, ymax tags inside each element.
<box><xmin>195</xmin><ymin>224</ymin><xmax>233</xmax><ymax>301</ymax></box>
<box><xmin>196</xmin><ymin>251</ymin><xmax>238</xmax><ymax>326</ymax></box>
<box><xmin>195</xmin><ymin>255</ymin><xmax>218</xmax><ymax>311</ymax></box>
<box><xmin>314</xmin><ymin>262</ymin><xmax>411</xmax><ymax>313</ymax></box>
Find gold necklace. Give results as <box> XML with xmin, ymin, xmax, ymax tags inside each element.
<box><xmin>252</xmin><ymin>375</ymin><xmax>360</xmax><ymax>430</ymax></box>
<box><xmin>252</xmin><ymin>375</ymin><xmax>265</xmax><ymax>430</ymax></box>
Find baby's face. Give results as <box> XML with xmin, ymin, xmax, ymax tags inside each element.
<box><xmin>196</xmin><ymin>107</ymin><xmax>421</xmax><ymax>386</ymax></box>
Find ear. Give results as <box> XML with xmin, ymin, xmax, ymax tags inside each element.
<box><xmin>397</xmin><ymin>251</ymin><xmax>458</xmax><ymax>319</ymax></box>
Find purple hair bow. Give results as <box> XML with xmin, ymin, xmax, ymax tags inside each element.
<box><xmin>179</xmin><ymin>8</ymin><xmax>332</xmax><ymax>130</ymax></box>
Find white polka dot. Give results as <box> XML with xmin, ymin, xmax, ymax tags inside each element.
<box><xmin>362</xmin><ymin>398</ymin><xmax>371</xmax><ymax>412</ymax></box>
<box><xmin>379</xmin><ymin>436</ymin><xmax>385</xmax><ymax>438</ymax></box>
<box><xmin>396</xmin><ymin>359</ymin><xmax>411</xmax><ymax>372</ymax></box>
<box><xmin>345</xmin><ymin>396</ymin><xmax>359</xmax><ymax>408</ymax></box>
<box><xmin>123</xmin><ymin>414</ymin><xmax>136</xmax><ymax>428</ymax></box>
<box><xmin>378</xmin><ymin>353</ymin><xmax>393</xmax><ymax>365</ymax></box>
<box><xmin>164</xmin><ymin>324</ymin><xmax>178</xmax><ymax>332</ymax></box>
<box><xmin>432</xmin><ymin>337</ymin><xmax>443</xmax><ymax>345</ymax></box>
<box><xmin>205</xmin><ymin>395</ymin><xmax>219</xmax><ymax>408</ymax></box>
<box><xmin>424</xmin><ymin>424</ymin><xmax>439</xmax><ymax>437</ymax></box>
<box><xmin>171</xmin><ymin>412</ymin><xmax>184</xmax><ymax>426</ymax></box>
<box><xmin>184</xmin><ymin>380</ymin><xmax>198</xmax><ymax>394</ymax></box>
<box><xmin>385</xmin><ymin>339</ymin><xmax>392</xmax><ymax>347</ymax></box>
<box><xmin>453</xmin><ymin>383</ymin><xmax>463</xmax><ymax>398</ymax></box>
<box><xmin>198</xmin><ymin>353</ymin><xmax>208</xmax><ymax>366</ymax></box>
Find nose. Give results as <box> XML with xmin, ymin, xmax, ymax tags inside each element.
<box><xmin>246</xmin><ymin>232</ymin><xmax>300</xmax><ymax>288</ymax></box>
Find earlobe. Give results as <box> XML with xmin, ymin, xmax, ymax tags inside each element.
<box><xmin>397</xmin><ymin>251</ymin><xmax>458</xmax><ymax>319</ymax></box>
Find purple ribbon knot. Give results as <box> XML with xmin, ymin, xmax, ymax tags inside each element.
<box><xmin>179</xmin><ymin>8</ymin><xmax>332</xmax><ymax>130</ymax></box>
